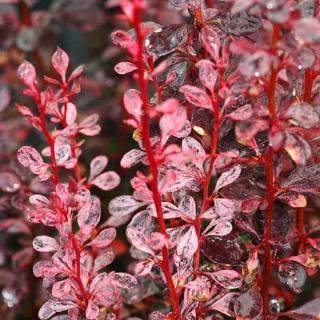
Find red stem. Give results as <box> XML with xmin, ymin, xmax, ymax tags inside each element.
<box><xmin>262</xmin><ymin>24</ymin><xmax>280</xmax><ymax>320</ymax></box>
<box><xmin>34</xmin><ymin>92</ymin><xmax>88</xmax><ymax>310</ymax></box>
<box><xmin>303</xmin><ymin>68</ymin><xmax>313</xmax><ymax>102</ymax></box>
<box><xmin>132</xmin><ymin>1</ymin><xmax>181</xmax><ymax>318</ymax></box>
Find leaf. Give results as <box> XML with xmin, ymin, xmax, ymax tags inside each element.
<box><xmin>17</xmin><ymin>61</ymin><xmax>36</xmax><ymax>87</ymax></box>
<box><xmin>91</xmin><ymin>228</ymin><xmax>116</xmax><ymax>248</ymax></box>
<box><xmin>200</xmin><ymin>25</ymin><xmax>221</xmax><ymax>62</ymax></box>
<box><xmin>93</xmin><ymin>251</ymin><xmax>115</xmax><ymax>273</ymax></box>
<box><xmin>281</xmin><ymin>164</ymin><xmax>320</xmax><ymax>193</ymax></box>
<box><xmin>208</xmin><ymin>270</ymin><xmax>242</xmax><ymax>289</ymax></box>
<box><xmin>126</xmin><ymin>227</ymin><xmax>154</xmax><ymax>255</ymax></box>
<box><xmin>17</xmin><ymin>146</ymin><xmax>43</xmax><ymax>167</ymax></box>
<box><xmin>214</xmin><ymin>198</ymin><xmax>235</xmax><ymax>219</ymax></box>
<box><xmin>52</xmin><ymin>279</ymin><xmax>73</xmax><ymax>298</ymax></box>
<box><xmin>176</xmin><ymin>226</ymin><xmax>198</xmax><ymax>259</ymax></box>
<box><xmin>108</xmin><ymin>195</ymin><xmax>146</xmax><ymax>217</ymax></box>
<box><xmin>234</xmin><ymin>288</ymin><xmax>262</xmax><ymax>320</ymax></box>
<box><xmin>114</xmin><ymin>61</ymin><xmax>137</xmax><ymax>74</ymax></box>
<box><xmin>282</xmin><ymin>299</ymin><xmax>320</xmax><ymax>320</ymax></box>
<box><xmin>195</xmin><ymin>59</ymin><xmax>217</xmax><ymax>92</ymax></box>
<box><xmin>38</xmin><ymin>301</ymin><xmax>56</xmax><ymax>320</ymax></box>
<box><xmin>120</xmin><ymin>149</ymin><xmax>146</xmax><ymax>168</ymax></box>
<box><xmin>89</xmin><ymin>155</ymin><xmax>108</xmax><ymax>180</ymax></box>
<box><xmin>147</xmin><ymin>202</ymin><xmax>182</xmax><ymax>219</ymax></box>
<box><xmin>160</xmin><ymin>107</ymin><xmax>187</xmax><ymax>143</ymax></box>
<box><xmin>283</xmin><ymin>132</ymin><xmax>312</xmax><ymax>166</ymax></box>
<box><xmin>214</xmin><ymin>165</ymin><xmax>242</xmax><ymax>192</ymax></box>
<box><xmin>64</xmin><ymin>102</ymin><xmax>77</xmax><ymax>125</ymax></box>
<box><xmin>202</xmin><ymin>236</ymin><xmax>243</xmax><ymax>265</ymax></box>
<box><xmin>111</xmin><ymin>272</ymin><xmax>137</xmax><ymax>288</ymax></box>
<box><xmin>226</xmin><ymin>104</ymin><xmax>253</xmax><ymax>121</ymax></box>
<box><xmin>146</xmin><ymin>24</ymin><xmax>192</xmax><ymax>57</ymax></box>
<box><xmin>180</xmin><ymin>85</ymin><xmax>211</xmax><ymax>109</ymax></box>
<box><xmin>33</xmin><ymin>260</ymin><xmax>59</xmax><ymax>278</ymax></box>
<box><xmin>205</xmin><ymin>221</ymin><xmax>233</xmax><ymax>237</ymax></box>
<box><xmin>207</xmin><ymin>292</ymin><xmax>238</xmax><ymax>317</ymax></box>
<box><xmin>285</xmin><ymin>102</ymin><xmax>320</xmax><ymax>128</ymax></box>
<box><xmin>77</xmin><ymin>196</ymin><xmax>101</xmax><ymax>233</ymax></box>
<box><xmin>33</xmin><ymin>236</ymin><xmax>59</xmax><ymax>252</ymax></box>
<box><xmin>51</xmin><ymin>47</ymin><xmax>69</xmax><ymax>83</ymax></box>
<box><xmin>123</xmin><ymin>89</ymin><xmax>142</xmax><ymax>123</ymax></box>
<box><xmin>91</xmin><ymin>171</ymin><xmax>120</xmax><ymax>191</ymax></box>
<box><xmin>178</xmin><ymin>196</ymin><xmax>196</xmax><ymax>221</ymax></box>
<box><xmin>86</xmin><ymin>299</ymin><xmax>100</xmax><ymax>320</ymax></box>
<box><xmin>29</xmin><ymin>194</ymin><xmax>49</xmax><ymax>207</ymax></box>
<box><xmin>54</xmin><ymin>143</ymin><xmax>71</xmax><ymax>165</ymax></box>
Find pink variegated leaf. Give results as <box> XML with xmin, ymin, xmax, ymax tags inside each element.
<box><xmin>214</xmin><ymin>199</ymin><xmax>235</xmax><ymax>219</ymax></box>
<box><xmin>16</xmin><ymin>104</ymin><xmax>33</xmax><ymax>117</ymax></box>
<box><xmin>17</xmin><ymin>61</ymin><xmax>36</xmax><ymax>88</ymax></box>
<box><xmin>214</xmin><ymin>165</ymin><xmax>242</xmax><ymax>192</ymax></box>
<box><xmin>281</xmin><ymin>299</ymin><xmax>320</xmax><ymax>320</ymax></box>
<box><xmin>178</xmin><ymin>196</ymin><xmax>196</xmax><ymax>221</ymax></box>
<box><xmin>226</xmin><ymin>104</ymin><xmax>253</xmax><ymax>121</ymax></box>
<box><xmin>126</xmin><ymin>227</ymin><xmax>155</xmax><ymax>255</ymax></box>
<box><xmin>93</xmin><ymin>251</ymin><xmax>115</xmax><ymax>273</ymax></box>
<box><xmin>69</xmin><ymin>64</ymin><xmax>84</xmax><ymax>81</ymax></box>
<box><xmin>146</xmin><ymin>232</ymin><xmax>166</xmax><ymax>251</ymax></box>
<box><xmin>134</xmin><ymin>260</ymin><xmax>154</xmax><ymax>276</ymax></box>
<box><xmin>208</xmin><ymin>270</ymin><xmax>242</xmax><ymax>289</ymax></box>
<box><xmin>201</xmin><ymin>25</ymin><xmax>221</xmax><ymax>62</ymax></box>
<box><xmin>111</xmin><ymin>272</ymin><xmax>137</xmax><ymax>289</ymax></box>
<box><xmin>234</xmin><ymin>288</ymin><xmax>262</xmax><ymax>320</ymax></box>
<box><xmin>54</xmin><ymin>142</ymin><xmax>71</xmax><ymax>165</ymax></box>
<box><xmin>176</xmin><ymin>226</ymin><xmax>198</xmax><ymax>259</ymax></box>
<box><xmin>204</xmin><ymin>221</ymin><xmax>233</xmax><ymax>237</ymax></box>
<box><xmin>33</xmin><ymin>236</ymin><xmax>59</xmax><ymax>252</ymax></box>
<box><xmin>111</xmin><ymin>30</ymin><xmax>135</xmax><ymax>49</ymax></box>
<box><xmin>123</xmin><ymin>89</ymin><xmax>142</xmax><ymax>122</ymax></box>
<box><xmin>154</xmin><ymin>98</ymin><xmax>179</xmax><ymax>113</ymax></box>
<box><xmin>147</xmin><ymin>202</ymin><xmax>182</xmax><ymax>219</ymax></box>
<box><xmin>207</xmin><ymin>292</ymin><xmax>238</xmax><ymax>317</ymax></box>
<box><xmin>33</xmin><ymin>260</ymin><xmax>59</xmax><ymax>278</ymax></box>
<box><xmin>89</xmin><ymin>155</ymin><xmax>108</xmax><ymax>180</ymax></box>
<box><xmin>120</xmin><ymin>149</ymin><xmax>146</xmax><ymax>168</ymax></box>
<box><xmin>180</xmin><ymin>85</ymin><xmax>211</xmax><ymax>109</ymax></box>
<box><xmin>109</xmin><ymin>195</ymin><xmax>146</xmax><ymax>217</ymax></box>
<box><xmin>52</xmin><ymin>278</ymin><xmax>73</xmax><ymax>298</ymax></box>
<box><xmin>29</xmin><ymin>194</ymin><xmax>49</xmax><ymax>207</ymax></box>
<box><xmin>91</xmin><ymin>171</ymin><xmax>120</xmax><ymax>191</ymax></box>
<box><xmin>38</xmin><ymin>301</ymin><xmax>56</xmax><ymax>320</ymax></box>
<box><xmin>114</xmin><ymin>61</ymin><xmax>137</xmax><ymax>74</ymax></box>
<box><xmin>17</xmin><ymin>146</ymin><xmax>43</xmax><ymax>167</ymax></box>
<box><xmin>195</xmin><ymin>59</ymin><xmax>217</xmax><ymax>92</ymax></box>
<box><xmin>185</xmin><ymin>275</ymin><xmax>211</xmax><ymax>301</ymax></box>
<box><xmin>77</xmin><ymin>196</ymin><xmax>101</xmax><ymax>233</ymax></box>
<box><xmin>62</xmin><ymin>102</ymin><xmax>77</xmax><ymax>125</ymax></box>
<box><xmin>51</xmin><ymin>47</ymin><xmax>69</xmax><ymax>83</ymax></box>
<box><xmin>160</xmin><ymin>107</ymin><xmax>187</xmax><ymax>143</ymax></box>
<box><xmin>90</xmin><ymin>228</ymin><xmax>116</xmax><ymax>248</ymax></box>
<box><xmin>86</xmin><ymin>300</ymin><xmax>100</xmax><ymax>320</ymax></box>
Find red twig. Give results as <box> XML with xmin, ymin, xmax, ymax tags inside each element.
<box><xmin>131</xmin><ymin>1</ymin><xmax>182</xmax><ymax>318</ymax></box>
<box><xmin>262</xmin><ymin>24</ymin><xmax>280</xmax><ymax>320</ymax></box>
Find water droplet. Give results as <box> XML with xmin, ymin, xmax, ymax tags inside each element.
<box><xmin>2</xmin><ymin>288</ymin><xmax>18</xmax><ymax>308</ymax></box>
<box><xmin>269</xmin><ymin>298</ymin><xmax>281</xmax><ymax>313</ymax></box>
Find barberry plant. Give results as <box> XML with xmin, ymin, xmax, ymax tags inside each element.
<box><xmin>9</xmin><ymin>0</ymin><xmax>320</xmax><ymax>319</ymax></box>
<box><xmin>16</xmin><ymin>48</ymin><xmax>136</xmax><ymax>320</ymax></box>
<box><xmin>109</xmin><ymin>0</ymin><xmax>320</xmax><ymax>319</ymax></box>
